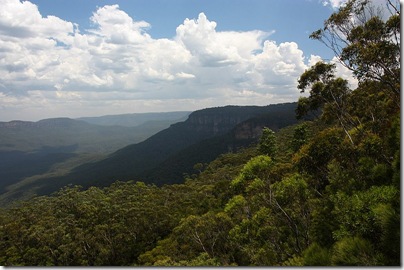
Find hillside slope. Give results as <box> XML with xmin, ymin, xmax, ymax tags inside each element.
<box><xmin>27</xmin><ymin>103</ymin><xmax>299</xmax><ymax>196</ymax></box>
<box><xmin>144</xmin><ymin>108</ymin><xmax>300</xmax><ymax>185</ymax></box>
<box><xmin>0</xmin><ymin>117</ymin><xmax>186</xmax><ymax>201</ymax></box>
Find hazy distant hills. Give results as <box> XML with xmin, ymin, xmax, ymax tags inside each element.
<box><xmin>4</xmin><ymin>102</ymin><xmax>301</xmax><ymax>201</ymax></box>
<box><xmin>0</xmin><ymin>113</ymin><xmax>189</xmax><ymax>204</ymax></box>
<box><xmin>0</xmin><ymin>112</ymin><xmax>191</xmax><ymax>153</ymax></box>
<box><xmin>0</xmin><ymin>103</ymin><xmax>304</xmax><ymax>205</ymax></box>
<box><xmin>77</xmin><ymin>111</ymin><xmax>190</xmax><ymax>127</ymax></box>
<box><xmin>0</xmin><ymin>118</ymin><xmax>161</xmax><ymax>154</ymax></box>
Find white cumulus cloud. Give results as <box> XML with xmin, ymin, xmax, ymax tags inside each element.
<box><xmin>0</xmin><ymin>0</ymin><xmax>356</xmax><ymax>120</ymax></box>
<box><xmin>322</xmin><ymin>0</ymin><xmax>348</xmax><ymax>8</ymax></box>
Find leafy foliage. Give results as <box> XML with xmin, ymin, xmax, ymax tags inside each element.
<box><xmin>0</xmin><ymin>0</ymin><xmax>400</xmax><ymax>266</ymax></box>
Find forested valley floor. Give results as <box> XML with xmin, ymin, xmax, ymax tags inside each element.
<box><xmin>0</xmin><ymin>0</ymin><xmax>400</xmax><ymax>266</ymax></box>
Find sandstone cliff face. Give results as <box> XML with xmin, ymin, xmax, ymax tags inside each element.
<box><xmin>3</xmin><ymin>103</ymin><xmax>299</xmax><ymax>199</ymax></box>
<box><xmin>187</xmin><ymin>114</ymin><xmax>245</xmax><ymax>135</ymax></box>
<box><xmin>233</xmin><ymin>121</ymin><xmax>265</xmax><ymax>140</ymax></box>
<box><xmin>186</xmin><ymin>105</ymin><xmax>268</xmax><ymax>136</ymax></box>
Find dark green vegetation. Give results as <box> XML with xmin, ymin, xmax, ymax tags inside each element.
<box><xmin>0</xmin><ymin>0</ymin><xmax>400</xmax><ymax>266</ymax></box>
<box><xmin>44</xmin><ymin>103</ymin><xmax>299</xmax><ymax>188</ymax></box>
<box><xmin>0</xmin><ymin>102</ymin><xmax>301</xmax><ymax>204</ymax></box>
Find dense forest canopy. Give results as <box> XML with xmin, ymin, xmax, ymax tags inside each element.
<box><xmin>0</xmin><ymin>0</ymin><xmax>400</xmax><ymax>266</ymax></box>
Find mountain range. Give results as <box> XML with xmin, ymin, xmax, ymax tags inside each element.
<box><xmin>77</xmin><ymin>111</ymin><xmax>190</xmax><ymax>127</ymax></box>
<box><xmin>0</xmin><ymin>103</ymin><xmax>301</xmax><ymax>205</ymax></box>
<box><xmin>0</xmin><ymin>112</ymin><xmax>189</xmax><ymax>204</ymax></box>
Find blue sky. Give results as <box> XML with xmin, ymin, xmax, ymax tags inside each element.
<box><xmin>30</xmin><ymin>0</ymin><xmax>336</xmax><ymax>59</ymax></box>
<box><xmin>1</xmin><ymin>0</ymin><xmax>356</xmax><ymax>121</ymax></box>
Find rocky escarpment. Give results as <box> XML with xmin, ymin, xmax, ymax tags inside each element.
<box><xmin>186</xmin><ymin>104</ymin><xmax>293</xmax><ymax>136</ymax></box>
<box><xmin>233</xmin><ymin>121</ymin><xmax>264</xmax><ymax>140</ymax></box>
<box><xmin>14</xmin><ymin>103</ymin><xmax>299</xmax><ymax>197</ymax></box>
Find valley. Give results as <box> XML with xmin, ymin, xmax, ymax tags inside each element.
<box><xmin>0</xmin><ymin>112</ymin><xmax>190</xmax><ymax>205</ymax></box>
<box><xmin>0</xmin><ymin>0</ymin><xmax>399</xmax><ymax>265</ymax></box>
<box><xmin>0</xmin><ymin>103</ymin><xmax>300</xmax><ymax>205</ymax></box>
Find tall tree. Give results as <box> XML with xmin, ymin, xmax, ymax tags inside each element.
<box><xmin>310</xmin><ymin>0</ymin><xmax>400</xmax><ymax>106</ymax></box>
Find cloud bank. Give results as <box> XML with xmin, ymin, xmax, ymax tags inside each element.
<box><xmin>321</xmin><ymin>0</ymin><xmax>348</xmax><ymax>8</ymax></box>
<box><xmin>0</xmin><ymin>0</ymin><xmax>355</xmax><ymax>120</ymax></box>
